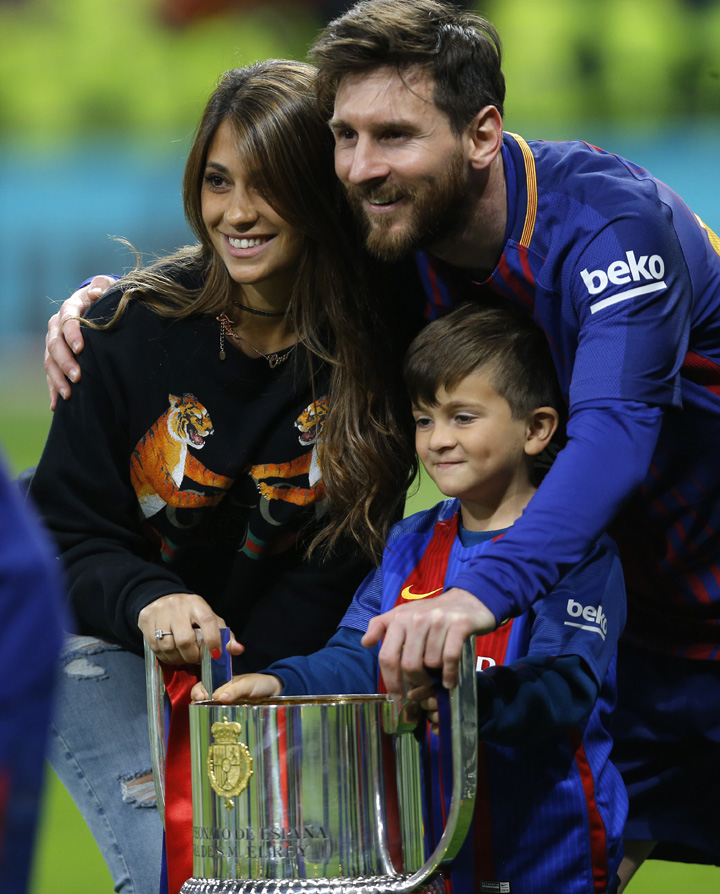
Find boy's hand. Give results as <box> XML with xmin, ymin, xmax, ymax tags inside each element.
<box><xmin>45</xmin><ymin>275</ymin><xmax>115</xmax><ymax>409</ymax></box>
<box><xmin>407</xmin><ymin>683</ymin><xmax>440</xmax><ymax>735</ymax></box>
<box><xmin>191</xmin><ymin>673</ymin><xmax>284</xmax><ymax>704</ymax></box>
<box><xmin>362</xmin><ymin>587</ymin><xmax>496</xmax><ymax>699</ymax></box>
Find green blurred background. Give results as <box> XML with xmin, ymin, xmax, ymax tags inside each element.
<box><xmin>1</xmin><ymin>0</ymin><xmax>719</xmax><ymax>890</ymax></box>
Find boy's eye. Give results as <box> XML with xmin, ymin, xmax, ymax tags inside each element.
<box><xmin>455</xmin><ymin>414</ymin><xmax>476</xmax><ymax>424</ymax></box>
<box><xmin>414</xmin><ymin>417</ymin><xmax>432</xmax><ymax>429</ymax></box>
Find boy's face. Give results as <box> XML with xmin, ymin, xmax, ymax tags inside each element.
<box><xmin>412</xmin><ymin>370</ymin><xmax>535</xmax><ymax>517</ymax></box>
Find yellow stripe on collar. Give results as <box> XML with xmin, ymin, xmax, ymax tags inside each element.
<box><xmin>505</xmin><ymin>132</ymin><xmax>538</xmax><ymax>248</ymax></box>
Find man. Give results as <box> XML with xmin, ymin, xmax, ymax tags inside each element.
<box><xmin>307</xmin><ymin>0</ymin><xmax>720</xmax><ymax>887</ymax></box>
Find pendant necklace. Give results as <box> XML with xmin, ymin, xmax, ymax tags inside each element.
<box><xmin>216</xmin><ymin>313</ymin><xmax>295</xmax><ymax>368</ymax></box>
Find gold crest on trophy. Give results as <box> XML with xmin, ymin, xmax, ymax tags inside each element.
<box><xmin>206</xmin><ymin>717</ymin><xmax>253</xmax><ymax>809</ymax></box>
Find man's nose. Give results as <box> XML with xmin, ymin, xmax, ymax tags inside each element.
<box><xmin>346</xmin><ymin>136</ymin><xmax>390</xmax><ymax>185</ymax></box>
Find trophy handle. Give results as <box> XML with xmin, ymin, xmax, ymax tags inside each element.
<box><xmin>144</xmin><ymin>630</ymin><xmax>231</xmax><ymax>828</ymax></box>
<box><xmin>396</xmin><ymin>634</ymin><xmax>478</xmax><ymax>891</ymax></box>
<box><xmin>144</xmin><ymin>638</ymin><xmax>167</xmax><ymax>826</ymax></box>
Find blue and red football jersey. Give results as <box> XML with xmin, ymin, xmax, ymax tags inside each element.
<box><xmin>343</xmin><ymin>499</ymin><xmax>627</xmax><ymax>894</ymax></box>
<box><xmin>413</xmin><ymin>133</ymin><xmax>720</xmax><ymax>659</ymax></box>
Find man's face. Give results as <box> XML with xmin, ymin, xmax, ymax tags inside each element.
<box><xmin>330</xmin><ymin>66</ymin><xmax>475</xmax><ymax>262</ymax></box>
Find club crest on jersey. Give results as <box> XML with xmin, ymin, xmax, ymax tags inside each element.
<box><xmin>581</xmin><ymin>250</ymin><xmax>667</xmax><ymax>314</ymax></box>
<box><xmin>564</xmin><ymin>598</ymin><xmax>608</xmax><ymax>640</ymax></box>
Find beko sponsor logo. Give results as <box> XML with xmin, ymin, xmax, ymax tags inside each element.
<box><xmin>564</xmin><ymin>598</ymin><xmax>608</xmax><ymax>640</ymax></box>
<box><xmin>581</xmin><ymin>250</ymin><xmax>667</xmax><ymax>314</ymax></box>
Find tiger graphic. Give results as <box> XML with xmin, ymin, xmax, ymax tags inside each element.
<box><xmin>130</xmin><ymin>393</ymin><xmax>234</xmax><ymax>518</ymax></box>
<box><xmin>249</xmin><ymin>397</ymin><xmax>327</xmax><ymax>506</ymax></box>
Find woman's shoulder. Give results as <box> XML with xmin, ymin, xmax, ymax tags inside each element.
<box><xmin>83</xmin><ymin>256</ymin><xmax>205</xmax><ymax>328</ymax></box>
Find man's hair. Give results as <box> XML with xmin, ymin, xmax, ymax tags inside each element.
<box><xmin>311</xmin><ymin>0</ymin><xmax>505</xmax><ymax>134</ymax></box>
<box><xmin>403</xmin><ymin>301</ymin><xmax>565</xmax><ymax>420</ymax></box>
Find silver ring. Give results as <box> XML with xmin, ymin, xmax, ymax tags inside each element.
<box><xmin>155</xmin><ymin>630</ymin><xmax>173</xmax><ymax>639</ymax></box>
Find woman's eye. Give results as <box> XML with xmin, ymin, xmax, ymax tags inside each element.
<box><xmin>204</xmin><ymin>174</ymin><xmax>226</xmax><ymax>189</ymax></box>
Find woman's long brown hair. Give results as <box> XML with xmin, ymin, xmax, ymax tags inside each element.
<box><xmin>85</xmin><ymin>60</ymin><xmax>416</xmax><ymax>560</ymax></box>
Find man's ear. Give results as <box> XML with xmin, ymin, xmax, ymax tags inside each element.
<box><xmin>524</xmin><ymin>407</ymin><xmax>560</xmax><ymax>456</ymax></box>
<box><xmin>466</xmin><ymin>105</ymin><xmax>503</xmax><ymax>171</ymax></box>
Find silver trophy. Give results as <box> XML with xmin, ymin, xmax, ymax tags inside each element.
<box><xmin>146</xmin><ymin>635</ymin><xmax>477</xmax><ymax>894</ymax></box>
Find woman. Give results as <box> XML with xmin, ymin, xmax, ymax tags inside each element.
<box><xmin>29</xmin><ymin>60</ymin><xmax>418</xmax><ymax>893</ymax></box>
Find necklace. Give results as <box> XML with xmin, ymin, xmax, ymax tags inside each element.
<box><xmin>216</xmin><ymin>314</ymin><xmax>296</xmax><ymax>368</ymax></box>
<box><xmin>232</xmin><ymin>300</ymin><xmax>286</xmax><ymax>318</ymax></box>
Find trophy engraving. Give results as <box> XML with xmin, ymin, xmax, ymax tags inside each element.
<box><xmin>206</xmin><ymin>717</ymin><xmax>253</xmax><ymax>809</ymax></box>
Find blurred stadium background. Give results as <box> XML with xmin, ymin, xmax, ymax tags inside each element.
<box><xmin>0</xmin><ymin>0</ymin><xmax>718</xmax><ymax>891</ymax></box>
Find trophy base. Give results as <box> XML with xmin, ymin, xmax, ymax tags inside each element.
<box><xmin>180</xmin><ymin>875</ymin><xmax>446</xmax><ymax>894</ymax></box>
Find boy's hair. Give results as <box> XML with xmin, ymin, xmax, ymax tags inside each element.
<box><xmin>403</xmin><ymin>301</ymin><xmax>565</xmax><ymax>420</ymax></box>
<box><xmin>311</xmin><ymin>0</ymin><xmax>505</xmax><ymax>134</ymax></box>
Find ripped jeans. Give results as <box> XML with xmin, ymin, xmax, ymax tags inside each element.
<box><xmin>47</xmin><ymin>635</ymin><xmax>163</xmax><ymax>894</ymax></box>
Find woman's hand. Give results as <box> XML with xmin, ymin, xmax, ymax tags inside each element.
<box><xmin>45</xmin><ymin>275</ymin><xmax>116</xmax><ymax>409</ymax></box>
<box><xmin>138</xmin><ymin>592</ymin><xmax>231</xmax><ymax>665</ymax></box>
<box><xmin>191</xmin><ymin>673</ymin><xmax>283</xmax><ymax>704</ymax></box>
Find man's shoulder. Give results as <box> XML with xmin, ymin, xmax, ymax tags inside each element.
<box><xmin>511</xmin><ymin>132</ymin><xmax>661</xmax><ymax>208</ymax></box>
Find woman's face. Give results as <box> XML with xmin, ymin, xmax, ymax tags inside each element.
<box><xmin>201</xmin><ymin>119</ymin><xmax>304</xmax><ymax>307</ymax></box>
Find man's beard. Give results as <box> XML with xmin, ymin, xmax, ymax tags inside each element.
<box><xmin>345</xmin><ymin>150</ymin><xmax>472</xmax><ymax>262</ymax></box>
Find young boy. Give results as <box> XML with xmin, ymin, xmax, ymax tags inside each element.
<box><xmin>195</xmin><ymin>301</ymin><xmax>627</xmax><ymax>894</ymax></box>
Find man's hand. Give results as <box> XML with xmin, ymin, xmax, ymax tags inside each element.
<box><xmin>138</xmin><ymin>592</ymin><xmax>235</xmax><ymax>666</ymax></box>
<box><xmin>45</xmin><ymin>274</ymin><xmax>116</xmax><ymax>409</ymax></box>
<box><xmin>191</xmin><ymin>673</ymin><xmax>283</xmax><ymax>704</ymax></box>
<box><xmin>361</xmin><ymin>587</ymin><xmax>496</xmax><ymax>699</ymax></box>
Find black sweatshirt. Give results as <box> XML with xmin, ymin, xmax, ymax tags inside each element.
<box><xmin>29</xmin><ymin>285</ymin><xmax>371</xmax><ymax>671</ymax></box>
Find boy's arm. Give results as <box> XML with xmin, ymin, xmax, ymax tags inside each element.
<box><xmin>418</xmin><ymin>533</ymin><xmax>626</xmax><ymax>743</ymax></box>
<box><xmin>201</xmin><ymin>627</ymin><xmax>378</xmax><ymax>703</ymax></box>
<box><xmin>472</xmin><ymin>654</ymin><xmax>597</xmax><ymax>745</ymax></box>
<box><xmin>480</xmin><ymin>532</ymin><xmax>626</xmax><ymax>744</ymax></box>
<box><xmin>200</xmin><ymin>564</ymin><xmax>388</xmax><ymax>703</ymax></box>
<box><xmin>265</xmin><ymin>626</ymin><xmax>377</xmax><ymax>695</ymax></box>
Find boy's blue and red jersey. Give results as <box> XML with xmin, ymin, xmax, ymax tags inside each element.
<box><xmin>337</xmin><ymin>499</ymin><xmax>628</xmax><ymax>894</ymax></box>
<box><xmin>413</xmin><ymin>133</ymin><xmax>720</xmax><ymax>660</ymax></box>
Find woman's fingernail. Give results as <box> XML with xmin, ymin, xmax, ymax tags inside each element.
<box><xmin>211</xmin><ymin>648</ymin><xmax>221</xmax><ymax>660</ymax></box>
